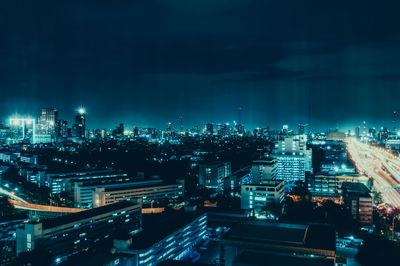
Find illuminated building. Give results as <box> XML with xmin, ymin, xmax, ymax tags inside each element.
<box><xmin>92</xmin><ymin>182</ymin><xmax>184</xmax><ymax>208</ymax></box>
<box><xmin>16</xmin><ymin>201</ymin><xmax>142</xmax><ymax>264</ymax></box>
<box><xmin>273</xmin><ymin>135</ymin><xmax>313</xmax><ymax>188</ymax></box>
<box><xmin>355</xmin><ymin>126</ymin><xmax>360</xmax><ymax>138</ymax></box>
<box><xmin>8</xmin><ymin>117</ymin><xmax>36</xmax><ymax>144</ymax></box>
<box><xmin>204</xmin><ymin>123</ymin><xmax>213</xmax><ymax>135</ymax></box>
<box><xmin>275</xmin><ymin>135</ymin><xmax>307</xmax><ymax>154</ymax></box>
<box><xmin>220</xmin><ymin>221</ymin><xmax>336</xmax><ymax>266</ymax></box>
<box><xmin>251</xmin><ymin>159</ymin><xmax>277</xmax><ymax>184</ymax></box>
<box><xmin>326</xmin><ymin>132</ymin><xmax>345</xmax><ymax>141</ymax></box>
<box><xmin>241</xmin><ymin>181</ymin><xmax>285</xmax><ymax>211</ymax></box>
<box><xmin>113</xmin><ymin>211</ymin><xmax>207</xmax><ymax>266</ymax></box>
<box><xmin>298</xmin><ymin>124</ymin><xmax>305</xmax><ymax>134</ymax></box>
<box><xmin>74</xmin><ymin>179</ymin><xmax>162</xmax><ymax>208</ymax></box>
<box><xmin>36</xmin><ymin>108</ymin><xmax>58</xmax><ymax>142</ymax></box>
<box><xmin>385</xmin><ymin>139</ymin><xmax>400</xmax><ymax>151</ymax></box>
<box><xmin>199</xmin><ymin>161</ymin><xmax>231</xmax><ymax>191</ymax></box>
<box><xmin>72</xmin><ymin>108</ymin><xmax>86</xmax><ymax>139</ymax></box>
<box><xmin>45</xmin><ymin>169</ymin><xmax>127</xmax><ymax>195</ymax></box>
<box><xmin>60</xmin><ymin>120</ymin><xmax>68</xmax><ymax>138</ymax></box>
<box><xmin>274</xmin><ymin>154</ymin><xmax>305</xmax><ymax>187</ymax></box>
<box><xmin>342</xmin><ymin>182</ymin><xmax>373</xmax><ymax>228</ymax></box>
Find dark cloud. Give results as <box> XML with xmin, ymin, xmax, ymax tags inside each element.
<box><xmin>1</xmin><ymin>0</ymin><xmax>400</xmax><ymax>129</ymax></box>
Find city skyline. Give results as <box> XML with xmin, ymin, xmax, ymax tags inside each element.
<box><xmin>2</xmin><ymin>105</ymin><xmax>400</xmax><ymax>132</ymax></box>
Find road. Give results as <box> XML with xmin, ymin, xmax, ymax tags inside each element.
<box><xmin>0</xmin><ymin>186</ymin><xmax>27</xmax><ymax>203</ymax></box>
<box><xmin>1</xmin><ymin>184</ymin><xmax>85</xmax><ymax>213</ymax></box>
<box><xmin>346</xmin><ymin>138</ymin><xmax>400</xmax><ymax>207</ymax></box>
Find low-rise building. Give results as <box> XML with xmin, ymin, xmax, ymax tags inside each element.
<box><xmin>16</xmin><ymin>201</ymin><xmax>142</xmax><ymax>264</ymax></box>
<box><xmin>74</xmin><ymin>178</ymin><xmax>163</xmax><ymax>208</ymax></box>
<box><xmin>341</xmin><ymin>182</ymin><xmax>373</xmax><ymax>228</ymax></box>
<box><xmin>199</xmin><ymin>161</ymin><xmax>231</xmax><ymax>192</ymax></box>
<box><xmin>92</xmin><ymin>182</ymin><xmax>184</xmax><ymax>208</ymax></box>
<box><xmin>45</xmin><ymin>169</ymin><xmax>128</xmax><ymax>195</ymax></box>
<box><xmin>113</xmin><ymin>211</ymin><xmax>207</xmax><ymax>266</ymax></box>
<box><xmin>220</xmin><ymin>221</ymin><xmax>336</xmax><ymax>266</ymax></box>
<box><xmin>241</xmin><ymin>180</ymin><xmax>285</xmax><ymax>210</ymax></box>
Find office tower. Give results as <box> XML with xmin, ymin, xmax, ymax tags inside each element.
<box><xmin>60</xmin><ymin>120</ymin><xmax>68</xmax><ymax>138</ymax></box>
<box><xmin>113</xmin><ymin>123</ymin><xmax>124</xmax><ymax>136</ymax></box>
<box><xmin>166</xmin><ymin>122</ymin><xmax>172</xmax><ymax>133</ymax></box>
<box><xmin>273</xmin><ymin>135</ymin><xmax>312</xmax><ymax>188</ymax></box>
<box><xmin>8</xmin><ymin>117</ymin><xmax>36</xmax><ymax>144</ymax></box>
<box><xmin>180</xmin><ymin>115</ymin><xmax>183</xmax><ymax>132</ymax></box>
<box><xmin>37</xmin><ymin>108</ymin><xmax>58</xmax><ymax>136</ymax></box>
<box><xmin>199</xmin><ymin>161</ymin><xmax>231</xmax><ymax>191</ymax></box>
<box><xmin>393</xmin><ymin>110</ymin><xmax>398</xmax><ymax>133</ymax></box>
<box><xmin>298</xmin><ymin>124</ymin><xmax>305</xmax><ymax>134</ymax></box>
<box><xmin>355</xmin><ymin>126</ymin><xmax>360</xmax><ymax>138</ymax></box>
<box><xmin>275</xmin><ymin>135</ymin><xmax>307</xmax><ymax>154</ymax></box>
<box><xmin>72</xmin><ymin>108</ymin><xmax>86</xmax><ymax>139</ymax></box>
<box><xmin>133</xmin><ymin>126</ymin><xmax>139</xmax><ymax>137</ymax></box>
<box><xmin>205</xmin><ymin>123</ymin><xmax>213</xmax><ymax>135</ymax></box>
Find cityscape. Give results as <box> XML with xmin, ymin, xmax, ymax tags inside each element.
<box><xmin>2</xmin><ymin>1</ymin><xmax>400</xmax><ymax>266</ymax></box>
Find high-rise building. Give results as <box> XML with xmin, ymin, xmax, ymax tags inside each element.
<box><xmin>37</xmin><ymin>108</ymin><xmax>58</xmax><ymax>137</ymax></box>
<box><xmin>204</xmin><ymin>123</ymin><xmax>213</xmax><ymax>135</ymax></box>
<box><xmin>60</xmin><ymin>120</ymin><xmax>68</xmax><ymax>138</ymax></box>
<box><xmin>355</xmin><ymin>126</ymin><xmax>360</xmax><ymax>138</ymax></box>
<box><xmin>72</xmin><ymin>108</ymin><xmax>86</xmax><ymax>139</ymax></box>
<box><xmin>298</xmin><ymin>124</ymin><xmax>305</xmax><ymax>134</ymax></box>
<box><xmin>8</xmin><ymin>117</ymin><xmax>36</xmax><ymax>144</ymax></box>
<box><xmin>272</xmin><ymin>135</ymin><xmax>313</xmax><ymax>189</ymax></box>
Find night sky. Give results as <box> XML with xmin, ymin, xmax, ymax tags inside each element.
<box><xmin>1</xmin><ymin>0</ymin><xmax>400</xmax><ymax>130</ymax></box>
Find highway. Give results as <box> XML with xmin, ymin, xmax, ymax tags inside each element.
<box><xmin>0</xmin><ymin>187</ymin><xmax>27</xmax><ymax>203</ymax></box>
<box><xmin>1</xmin><ymin>185</ymin><xmax>85</xmax><ymax>213</ymax></box>
<box><xmin>346</xmin><ymin>138</ymin><xmax>400</xmax><ymax>207</ymax></box>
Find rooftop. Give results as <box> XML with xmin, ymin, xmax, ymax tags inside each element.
<box><xmin>342</xmin><ymin>182</ymin><xmax>371</xmax><ymax>196</ymax></box>
<box><xmin>221</xmin><ymin>221</ymin><xmax>336</xmax><ymax>251</ymax></box>
<box><xmin>103</xmin><ymin>181</ymin><xmax>178</xmax><ymax>192</ymax></box>
<box><xmin>127</xmin><ymin>210</ymin><xmax>206</xmax><ymax>250</ymax></box>
<box><xmin>233</xmin><ymin>251</ymin><xmax>335</xmax><ymax>266</ymax></box>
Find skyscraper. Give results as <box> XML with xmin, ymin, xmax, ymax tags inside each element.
<box><xmin>72</xmin><ymin>108</ymin><xmax>86</xmax><ymax>139</ymax></box>
<box><xmin>205</xmin><ymin>123</ymin><xmax>213</xmax><ymax>135</ymax></box>
<box><xmin>37</xmin><ymin>108</ymin><xmax>58</xmax><ymax>139</ymax></box>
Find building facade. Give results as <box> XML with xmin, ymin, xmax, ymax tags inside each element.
<box><xmin>16</xmin><ymin>201</ymin><xmax>142</xmax><ymax>264</ymax></box>
<box><xmin>199</xmin><ymin>162</ymin><xmax>231</xmax><ymax>191</ymax></box>
<box><xmin>92</xmin><ymin>183</ymin><xmax>184</xmax><ymax>208</ymax></box>
<box><xmin>241</xmin><ymin>181</ymin><xmax>285</xmax><ymax>210</ymax></box>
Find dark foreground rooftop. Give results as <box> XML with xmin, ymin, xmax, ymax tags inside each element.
<box><xmin>233</xmin><ymin>251</ymin><xmax>335</xmax><ymax>266</ymax></box>
<box><xmin>128</xmin><ymin>210</ymin><xmax>206</xmax><ymax>250</ymax></box>
<box><xmin>221</xmin><ymin>220</ymin><xmax>336</xmax><ymax>251</ymax></box>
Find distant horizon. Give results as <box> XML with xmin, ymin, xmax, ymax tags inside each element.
<box><xmin>1</xmin><ymin>104</ymin><xmax>398</xmax><ymax>133</ymax></box>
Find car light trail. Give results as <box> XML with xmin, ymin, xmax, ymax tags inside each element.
<box><xmin>346</xmin><ymin>138</ymin><xmax>400</xmax><ymax>207</ymax></box>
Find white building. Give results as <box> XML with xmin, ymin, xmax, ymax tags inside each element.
<box><xmin>241</xmin><ymin>181</ymin><xmax>285</xmax><ymax>210</ymax></box>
